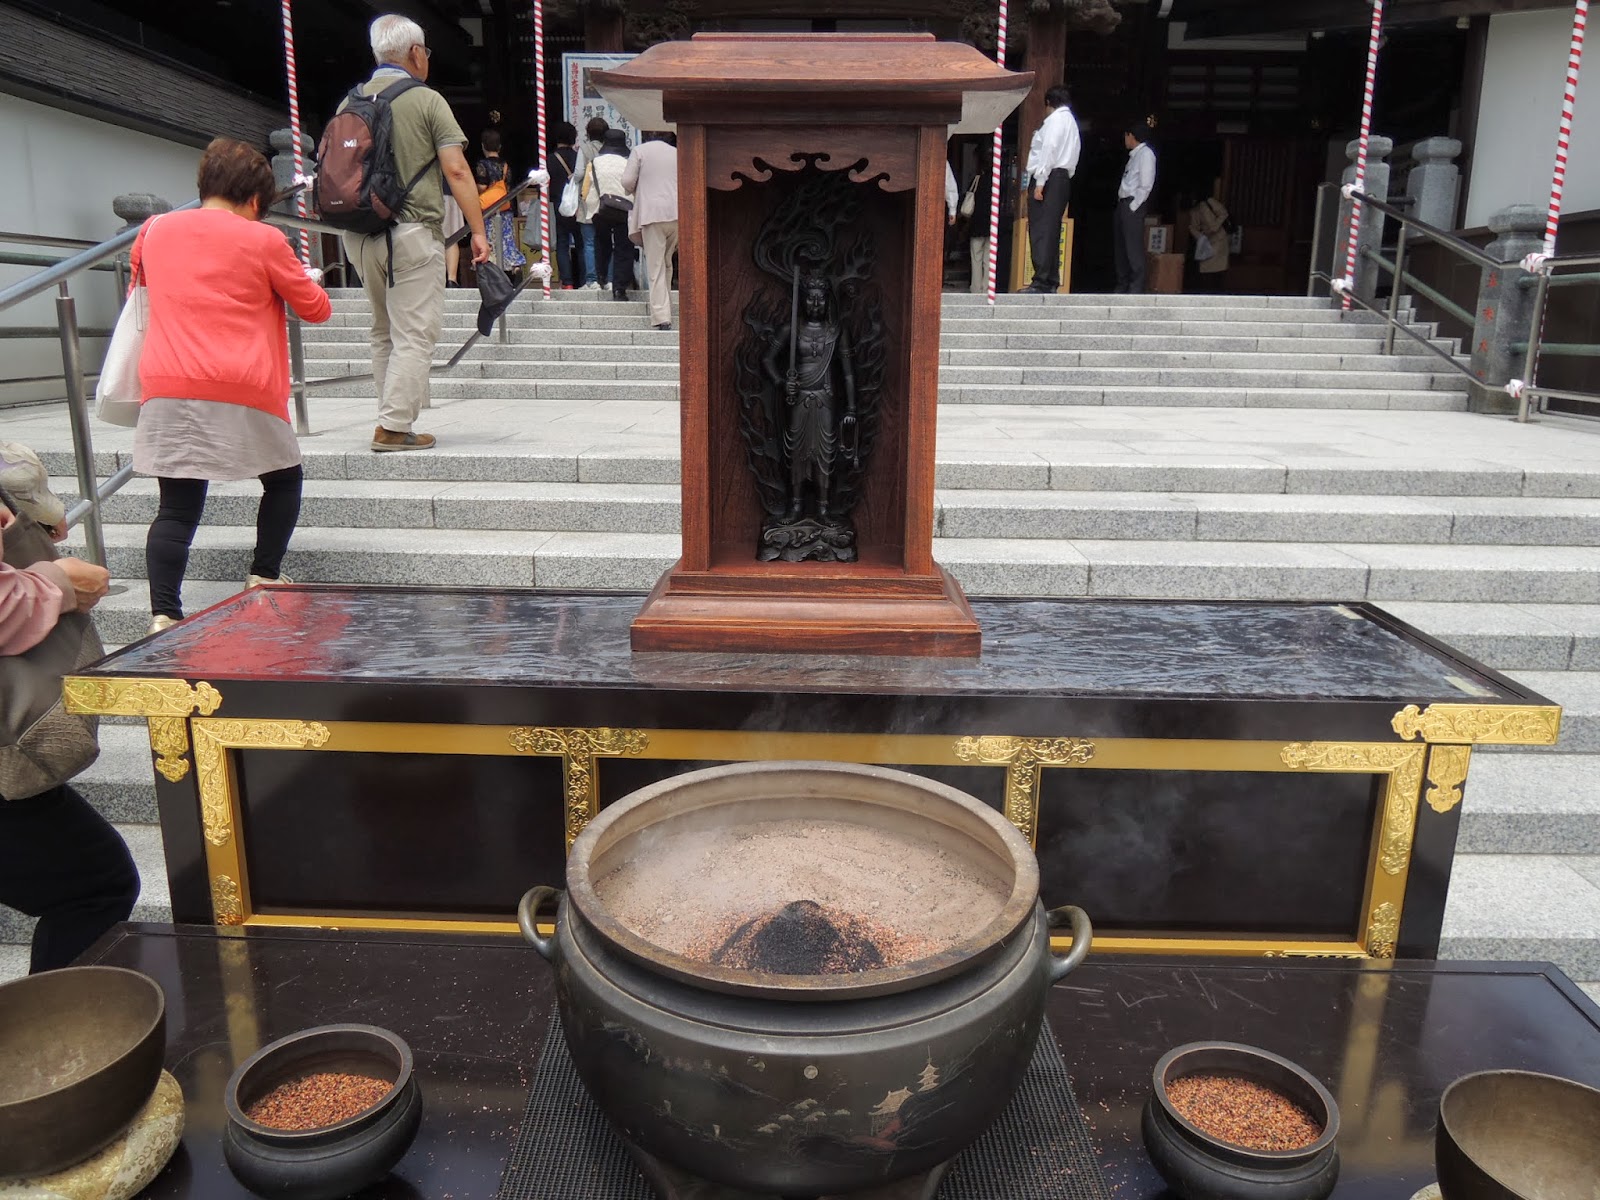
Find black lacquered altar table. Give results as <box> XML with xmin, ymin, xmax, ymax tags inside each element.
<box><xmin>63</xmin><ymin>588</ymin><xmax>1559</xmax><ymax>960</ymax></box>
<box><xmin>85</xmin><ymin>924</ymin><xmax>1600</xmax><ymax>1199</ymax></box>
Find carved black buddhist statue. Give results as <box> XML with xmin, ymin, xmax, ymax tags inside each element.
<box><xmin>735</xmin><ymin>168</ymin><xmax>886</xmax><ymax>563</ymax></box>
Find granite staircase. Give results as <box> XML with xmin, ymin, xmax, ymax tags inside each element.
<box><xmin>4</xmin><ymin>288</ymin><xmax>1598</xmax><ymax>993</ymax></box>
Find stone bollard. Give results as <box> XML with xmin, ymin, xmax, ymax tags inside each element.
<box><xmin>269</xmin><ymin>128</ymin><xmax>322</xmax><ymax>268</ymax></box>
<box><xmin>112</xmin><ymin>193</ymin><xmax>171</xmax><ymax>233</ymax></box>
<box><xmin>1405</xmin><ymin>137</ymin><xmax>1462</xmax><ymax>237</ymax></box>
<box><xmin>1337</xmin><ymin>135</ymin><xmax>1393</xmax><ymax>302</ymax></box>
<box><xmin>1468</xmin><ymin>204</ymin><xmax>1545</xmax><ymax>413</ymax></box>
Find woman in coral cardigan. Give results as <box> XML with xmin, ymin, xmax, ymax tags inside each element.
<box><xmin>131</xmin><ymin>138</ymin><xmax>331</xmax><ymax>636</ymax></box>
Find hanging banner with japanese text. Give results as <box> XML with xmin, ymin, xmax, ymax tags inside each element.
<box><xmin>563</xmin><ymin>53</ymin><xmax>639</xmax><ymax>146</ymax></box>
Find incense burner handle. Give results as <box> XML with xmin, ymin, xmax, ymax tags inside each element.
<box><xmin>1045</xmin><ymin>905</ymin><xmax>1093</xmax><ymax>984</ymax></box>
<box><xmin>518</xmin><ymin>885</ymin><xmax>563</xmax><ymax>962</ymax></box>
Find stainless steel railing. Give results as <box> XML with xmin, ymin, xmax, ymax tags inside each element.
<box><xmin>0</xmin><ymin>175</ymin><xmax>545</xmax><ymax>565</ymax></box>
<box><xmin>1308</xmin><ymin>186</ymin><xmax>1600</xmax><ymax>422</ymax></box>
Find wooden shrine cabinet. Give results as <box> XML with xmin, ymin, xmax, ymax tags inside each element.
<box><xmin>593</xmin><ymin>35</ymin><xmax>1031</xmax><ymax>656</ymax></box>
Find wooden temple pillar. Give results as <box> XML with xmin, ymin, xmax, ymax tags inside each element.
<box><xmin>1019</xmin><ymin>4</ymin><xmax>1068</xmax><ymax>173</ymax></box>
<box><xmin>584</xmin><ymin>0</ymin><xmax>626</xmax><ymax>51</ymax></box>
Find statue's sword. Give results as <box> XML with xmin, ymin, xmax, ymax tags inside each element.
<box><xmin>787</xmin><ymin>265</ymin><xmax>800</xmax><ymax>402</ymax></box>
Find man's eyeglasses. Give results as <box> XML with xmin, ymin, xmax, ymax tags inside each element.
<box><xmin>414</xmin><ymin>44</ymin><xmax>431</xmax><ymax>60</ymax></box>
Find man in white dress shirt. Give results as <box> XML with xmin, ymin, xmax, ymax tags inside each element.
<box><xmin>1021</xmin><ymin>86</ymin><xmax>1080</xmax><ymax>294</ymax></box>
<box><xmin>1115</xmin><ymin>123</ymin><xmax>1157</xmax><ymax>294</ymax></box>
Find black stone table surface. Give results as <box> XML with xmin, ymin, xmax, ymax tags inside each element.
<box><xmin>77</xmin><ymin>923</ymin><xmax>1600</xmax><ymax>1199</ymax></box>
<box><xmin>94</xmin><ymin>587</ymin><xmax>1522</xmax><ymax>702</ymax></box>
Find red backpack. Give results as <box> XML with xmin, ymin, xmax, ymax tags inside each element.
<box><xmin>314</xmin><ymin>77</ymin><xmax>430</xmax><ymax>236</ymax></box>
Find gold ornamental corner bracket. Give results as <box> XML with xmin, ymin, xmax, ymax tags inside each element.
<box><xmin>147</xmin><ymin>717</ymin><xmax>191</xmax><ymax>783</ymax></box>
<box><xmin>192</xmin><ymin>719</ymin><xmax>332</xmax><ymax>848</ymax></box>
<box><xmin>212</xmin><ymin>875</ymin><xmax>244</xmax><ymax>926</ymax></box>
<box><xmin>1281</xmin><ymin>742</ymin><xmax>1425</xmax><ymax>878</ymax></box>
<box><xmin>955</xmin><ymin>736</ymin><xmax>1096</xmax><ymax>845</ymax></box>
<box><xmin>1366</xmin><ymin>901</ymin><xmax>1399</xmax><ymax>960</ymax></box>
<box><xmin>509</xmin><ymin>727</ymin><xmax>650</xmax><ymax>849</ymax></box>
<box><xmin>1425</xmin><ymin>745</ymin><xmax>1473</xmax><ymax>814</ymax></box>
<box><xmin>62</xmin><ymin>676</ymin><xmax>223</xmax><ymax>717</ymax></box>
<box><xmin>1391</xmin><ymin>703</ymin><xmax>1561</xmax><ymax>747</ymax></box>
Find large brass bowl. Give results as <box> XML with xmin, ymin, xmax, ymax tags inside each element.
<box><xmin>1437</xmin><ymin>1070</ymin><xmax>1600</xmax><ymax>1200</ymax></box>
<box><xmin>0</xmin><ymin>966</ymin><xmax>166</xmax><ymax>1179</ymax></box>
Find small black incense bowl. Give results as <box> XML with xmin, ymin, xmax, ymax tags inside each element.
<box><xmin>1141</xmin><ymin>1041</ymin><xmax>1340</xmax><ymax>1200</ymax></box>
<box><xmin>223</xmin><ymin>1024</ymin><xmax>421</xmax><ymax>1200</ymax></box>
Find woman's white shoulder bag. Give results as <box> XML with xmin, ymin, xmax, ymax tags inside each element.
<box><xmin>95</xmin><ymin>216</ymin><xmax>158</xmax><ymax>428</ymax></box>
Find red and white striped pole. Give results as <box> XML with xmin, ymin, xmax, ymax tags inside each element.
<box><xmin>1532</xmin><ymin>0</ymin><xmax>1588</xmax><ymax>267</ymax></box>
<box><xmin>533</xmin><ymin>0</ymin><xmax>552</xmax><ymax>299</ymax></box>
<box><xmin>280</xmin><ymin>0</ymin><xmax>311</xmax><ymax>263</ymax></box>
<box><xmin>986</xmin><ymin>0</ymin><xmax>1009</xmax><ymax>305</ymax></box>
<box><xmin>1337</xmin><ymin>0</ymin><xmax>1385</xmax><ymax>311</ymax></box>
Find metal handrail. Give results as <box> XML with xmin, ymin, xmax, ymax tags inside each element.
<box><xmin>0</xmin><ymin>230</ymin><xmax>101</xmax><ymax>250</ymax></box>
<box><xmin>1512</xmin><ymin>256</ymin><xmax>1600</xmax><ymax>422</ymax></box>
<box><xmin>4</xmin><ymin>173</ymin><xmax>544</xmax><ymax>565</ymax></box>
<box><xmin>1345</xmin><ymin>189</ymin><xmax>1501</xmax><ymax>271</ymax></box>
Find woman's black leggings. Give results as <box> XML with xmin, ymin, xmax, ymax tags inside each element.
<box><xmin>146</xmin><ymin>465</ymin><xmax>302</xmax><ymax>619</ymax></box>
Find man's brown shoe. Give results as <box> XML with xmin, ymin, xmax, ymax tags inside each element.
<box><xmin>371</xmin><ymin>427</ymin><xmax>437</xmax><ymax>452</ymax></box>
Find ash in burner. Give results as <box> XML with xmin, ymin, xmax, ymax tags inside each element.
<box><xmin>711</xmin><ymin>900</ymin><xmax>889</xmax><ymax>975</ymax></box>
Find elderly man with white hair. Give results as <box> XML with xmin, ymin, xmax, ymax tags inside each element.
<box><xmin>342</xmin><ymin>14</ymin><xmax>490</xmax><ymax>452</ymax></box>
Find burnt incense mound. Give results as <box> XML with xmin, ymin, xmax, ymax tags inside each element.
<box><xmin>711</xmin><ymin>900</ymin><xmax>887</xmax><ymax>975</ymax></box>
<box><xmin>593</xmin><ymin>814</ymin><xmax>1012</xmax><ymax>980</ymax></box>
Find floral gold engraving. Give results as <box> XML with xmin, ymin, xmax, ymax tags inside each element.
<box><xmin>1425</xmin><ymin>745</ymin><xmax>1473</xmax><ymax>814</ymax></box>
<box><xmin>1391</xmin><ymin>703</ymin><xmax>1560</xmax><ymax>746</ymax></box>
<box><xmin>1281</xmin><ymin>742</ymin><xmax>1425</xmax><ymax>877</ymax></box>
<box><xmin>212</xmin><ymin>875</ymin><xmax>244</xmax><ymax>926</ymax></box>
<box><xmin>61</xmin><ymin>677</ymin><xmax>222</xmax><ymax>717</ymax></box>
<box><xmin>192</xmin><ymin>720</ymin><xmax>331</xmax><ymax>847</ymax></box>
<box><xmin>955</xmin><ymin>736</ymin><xmax>1096</xmax><ymax>843</ymax></box>
<box><xmin>146</xmin><ymin>717</ymin><xmax>191</xmax><ymax>782</ymax></box>
<box><xmin>1262</xmin><ymin>950</ymin><xmax>1368</xmax><ymax>960</ymax></box>
<box><xmin>510</xmin><ymin>727</ymin><xmax>650</xmax><ymax>847</ymax></box>
<box><xmin>1366</xmin><ymin>901</ymin><xmax>1399</xmax><ymax>959</ymax></box>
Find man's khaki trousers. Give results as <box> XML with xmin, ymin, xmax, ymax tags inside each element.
<box><xmin>343</xmin><ymin>223</ymin><xmax>446</xmax><ymax>433</ymax></box>
<box><xmin>641</xmin><ymin>220</ymin><xmax>678</xmax><ymax>328</ymax></box>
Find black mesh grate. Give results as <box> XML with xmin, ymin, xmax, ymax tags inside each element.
<box><xmin>496</xmin><ymin>1015</ymin><xmax>1112</xmax><ymax>1200</ymax></box>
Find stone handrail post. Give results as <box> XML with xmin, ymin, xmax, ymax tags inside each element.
<box><xmin>1338</xmin><ymin>135</ymin><xmax>1393</xmax><ymax>301</ymax></box>
<box><xmin>1405</xmin><ymin>137</ymin><xmax>1462</xmax><ymax>239</ymax></box>
<box><xmin>1469</xmin><ymin>204</ymin><xmax>1545</xmax><ymax>413</ymax></box>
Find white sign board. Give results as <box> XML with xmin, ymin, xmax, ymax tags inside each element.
<box><xmin>563</xmin><ymin>53</ymin><xmax>639</xmax><ymax>147</ymax></box>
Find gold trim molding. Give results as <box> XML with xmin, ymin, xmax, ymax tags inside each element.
<box><xmin>955</xmin><ymin>736</ymin><xmax>1096</xmax><ymax>843</ymax></box>
<box><xmin>1280</xmin><ymin>742</ymin><xmax>1425</xmax><ymax>877</ymax></box>
<box><xmin>1425</xmin><ymin>745</ymin><xmax>1472</xmax><ymax>813</ymax></box>
<box><xmin>193</xmin><ymin>719</ymin><xmax>331</xmax><ymax>847</ymax></box>
<box><xmin>1366</xmin><ymin>901</ymin><xmax>1399</xmax><ymax>959</ymax></box>
<box><xmin>147</xmin><ymin>717</ymin><xmax>191</xmax><ymax>782</ymax></box>
<box><xmin>212</xmin><ymin>875</ymin><xmax>244</xmax><ymax>926</ymax></box>
<box><xmin>1391</xmin><ymin>703</ymin><xmax>1560</xmax><ymax>746</ymax></box>
<box><xmin>510</xmin><ymin>726</ymin><xmax>649</xmax><ymax>847</ymax></box>
<box><xmin>62</xmin><ymin>676</ymin><xmax>222</xmax><ymax>718</ymax></box>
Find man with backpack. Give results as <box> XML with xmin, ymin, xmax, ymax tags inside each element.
<box><xmin>319</xmin><ymin>14</ymin><xmax>489</xmax><ymax>452</ymax></box>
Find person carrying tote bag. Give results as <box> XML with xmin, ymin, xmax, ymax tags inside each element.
<box><xmin>95</xmin><ymin>215</ymin><xmax>164</xmax><ymax>428</ymax></box>
<box><xmin>0</xmin><ymin>454</ymin><xmax>138</xmax><ymax>976</ymax></box>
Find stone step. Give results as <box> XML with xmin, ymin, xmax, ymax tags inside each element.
<box><xmin>326</xmin><ymin>288</ymin><xmax>1343</xmax><ymax>310</ymax></box>
<box><xmin>300</xmin><ymin>376</ymin><xmax>1467</xmax><ymax>411</ymax></box>
<box><xmin>1440</xmin><ymin>853</ymin><xmax>1600</xmax><ymax>983</ymax></box>
<box><xmin>1457</xmin><ymin>754</ymin><xmax>1600</xmax><ymax>854</ymax></box>
<box><xmin>299</xmin><ymin>355</ymin><xmax>1466</xmax><ymax>394</ymax></box>
<box><xmin>61</xmin><ymin>478</ymin><xmax>1600</xmax><ymax>544</ymax></box>
<box><xmin>299</xmin><ymin>324</ymin><xmax>1454</xmax><ymax>359</ymax></box>
<box><xmin>296</xmin><ymin>341</ymin><xmax>1449</xmax><ymax>374</ymax></box>
<box><xmin>61</xmin><ymin>525</ymin><xmax>1600</xmax><ymax>605</ymax></box>
<box><xmin>316</xmin><ymin>313</ymin><xmax>1415</xmax><ymax>340</ymax></box>
<box><xmin>1378</xmin><ymin>602</ymin><xmax>1600</xmax><ymax>671</ymax></box>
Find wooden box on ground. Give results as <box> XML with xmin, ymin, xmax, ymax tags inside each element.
<box><xmin>1147</xmin><ymin>251</ymin><xmax>1185</xmax><ymax>294</ymax></box>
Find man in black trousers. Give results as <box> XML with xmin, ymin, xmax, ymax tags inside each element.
<box><xmin>1114</xmin><ymin>123</ymin><xmax>1158</xmax><ymax>294</ymax></box>
<box><xmin>1020</xmin><ymin>86</ymin><xmax>1081</xmax><ymax>294</ymax></box>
